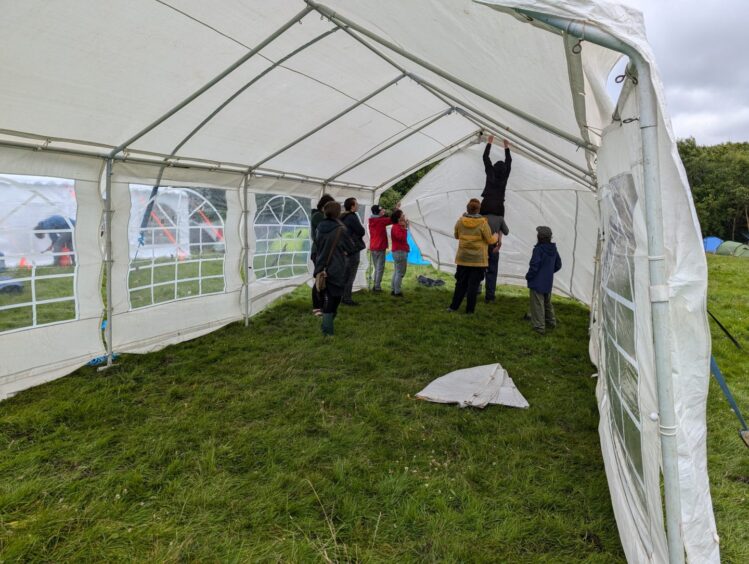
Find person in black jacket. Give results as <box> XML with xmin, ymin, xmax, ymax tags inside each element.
<box><xmin>314</xmin><ymin>201</ymin><xmax>354</xmax><ymax>336</ymax></box>
<box><xmin>479</xmin><ymin>136</ymin><xmax>512</xmax><ymax>302</ymax></box>
<box><xmin>310</xmin><ymin>194</ymin><xmax>335</xmax><ymax>316</ymax></box>
<box><xmin>479</xmin><ymin>136</ymin><xmax>512</xmax><ymax>218</ymax></box>
<box><xmin>339</xmin><ymin>197</ymin><xmax>366</xmax><ymax>306</ymax></box>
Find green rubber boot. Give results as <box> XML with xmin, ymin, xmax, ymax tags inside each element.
<box><xmin>321</xmin><ymin>313</ymin><xmax>335</xmax><ymax>336</ymax></box>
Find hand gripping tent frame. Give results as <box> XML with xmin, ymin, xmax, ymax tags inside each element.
<box><xmin>0</xmin><ymin>1</ymin><xmax>717</xmax><ymax>561</ymax></box>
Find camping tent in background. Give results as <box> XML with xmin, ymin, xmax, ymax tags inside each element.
<box><xmin>716</xmin><ymin>240</ymin><xmax>749</xmax><ymax>257</ymax></box>
<box><xmin>386</xmin><ymin>230</ymin><xmax>431</xmax><ymax>265</ymax></box>
<box><xmin>0</xmin><ymin>1</ymin><xmax>719</xmax><ymax>561</ymax></box>
<box><xmin>703</xmin><ymin>236</ymin><xmax>723</xmax><ymax>254</ymax></box>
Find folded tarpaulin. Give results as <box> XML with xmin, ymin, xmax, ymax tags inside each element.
<box><xmin>416</xmin><ymin>363</ymin><xmax>528</xmax><ymax>409</ymax></box>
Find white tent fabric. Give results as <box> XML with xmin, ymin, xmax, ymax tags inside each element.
<box><xmin>0</xmin><ymin>1</ymin><xmax>718</xmax><ymax>561</ymax></box>
<box><xmin>416</xmin><ymin>363</ymin><xmax>529</xmax><ymax>409</ymax></box>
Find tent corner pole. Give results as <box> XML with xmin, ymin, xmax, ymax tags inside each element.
<box><xmin>99</xmin><ymin>157</ymin><xmax>115</xmax><ymax>371</ymax></box>
<box><xmin>243</xmin><ymin>174</ymin><xmax>252</xmax><ymax>326</ymax></box>
<box><xmin>517</xmin><ymin>9</ymin><xmax>684</xmax><ymax>564</ymax></box>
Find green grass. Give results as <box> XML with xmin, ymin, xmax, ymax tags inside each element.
<box><xmin>0</xmin><ymin>256</ymin><xmax>746</xmax><ymax>561</ymax></box>
<box><xmin>705</xmin><ymin>254</ymin><xmax>749</xmax><ymax>563</ymax></box>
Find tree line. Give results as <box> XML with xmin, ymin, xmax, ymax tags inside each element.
<box><xmin>678</xmin><ymin>138</ymin><xmax>749</xmax><ymax>241</ymax></box>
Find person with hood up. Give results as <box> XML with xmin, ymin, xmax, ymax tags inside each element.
<box><xmin>525</xmin><ymin>225</ymin><xmax>562</xmax><ymax>335</ymax></box>
<box><xmin>310</xmin><ymin>194</ymin><xmax>335</xmax><ymax>315</ymax></box>
<box><xmin>339</xmin><ymin>197</ymin><xmax>366</xmax><ymax>306</ymax></box>
<box><xmin>367</xmin><ymin>203</ymin><xmax>394</xmax><ymax>293</ymax></box>
<box><xmin>447</xmin><ymin>198</ymin><xmax>498</xmax><ymax>314</ymax></box>
<box><xmin>314</xmin><ymin>201</ymin><xmax>354</xmax><ymax>336</ymax></box>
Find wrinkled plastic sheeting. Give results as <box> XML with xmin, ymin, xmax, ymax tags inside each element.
<box><xmin>416</xmin><ymin>363</ymin><xmax>528</xmax><ymax>409</ymax></box>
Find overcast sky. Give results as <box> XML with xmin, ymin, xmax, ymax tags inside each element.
<box><xmin>612</xmin><ymin>0</ymin><xmax>748</xmax><ymax>145</ymax></box>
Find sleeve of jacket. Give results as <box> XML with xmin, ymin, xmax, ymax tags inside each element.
<box><xmin>526</xmin><ymin>247</ymin><xmax>540</xmax><ymax>280</ymax></box>
<box><xmin>481</xmin><ymin>221</ymin><xmax>499</xmax><ymax>245</ymax></box>
<box><xmin>500</xmin><ymin>218</ymin><xmax>510</xmax><ymax>236</ymax></box>
<box><xmin>483</xmin><ymin>143</ymin><xmax>493</xmax><ymax>174</ymax></box>
<box><xmin>504</xmin><ymin>148</ymin><xmax>512</xmax><ymax>176</ymax></box>
<box><xmin>454</xmin><ymin>220</ymin><xmax>461</xmax><ymax>240</ymax></box>
<box><xmin>554</xmin><ymin>251</ymin><xmax>562</xmax><ymax>273</ymax></box>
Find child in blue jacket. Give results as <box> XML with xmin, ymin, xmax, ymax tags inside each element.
<box><xmin>525</xmin><ymin>226</ymin><xmax>562</xmax><ymax>335</ymax></box>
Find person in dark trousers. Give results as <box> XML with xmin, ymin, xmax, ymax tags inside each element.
<box><xmin>484</xmin><ymin>217</ymin><xmax>509</xmax><ymax>303</ymax></box>
<box><xmin>390</xmin><ymin>209</ymin><xmax>410</xmax><ymax>297</ymax></box>
<box><xmin>368</xmin><ymin>204</ymin><xmax>394</xmax><ymax>293</ymax></box>
<box><xmin>34</xmin><ymin>215</ymin><xmax>76</xmax><ymax>266</ymax></box>
<box><xmin>310</xmin><ymin>194</ymin><xmax>335</xmax><ymax>315</ymax></box>
<box><xmin>340</xmin><ymin>197</ymin><xmax>366</xmax><ymax>306</ymax></box>
<box><xmin>448</xmin><ymin>199</ymin><xmax>498</xmax><ymax>314</ymax></box>
<box><xmin>525</xmin><ymin>225</ymin><xmax>562</xmax><ymax>335</ymax></box>
<box><xmin>314</xmin><ymin>201</ymin><xmax>354</xmax><ymax>336</ymax></box>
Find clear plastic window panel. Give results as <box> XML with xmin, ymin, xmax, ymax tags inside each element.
<box><xmin>253</xmin><ymin>194</ymin><xmax>312</xmax><ymax>280</ymax></box>
<box><xmin>600</xmin><ymin>173</ymin><xmax>645</xmax><ymax>502</ymax></box>
<box><xmin>0</xmin><ymin>174</ymin><xmax>77</xmax><ymax>332</ymax></box>
<box><xmin>127</xmin><ymin>185</ymin><xmax>227</xmax><ymax>309</ymax></box>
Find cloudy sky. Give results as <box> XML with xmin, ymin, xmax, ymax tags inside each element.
<box><xmin>614</xmin><ymin>0</ymin><xmax>749</xmax><ymax>145</ymax></box>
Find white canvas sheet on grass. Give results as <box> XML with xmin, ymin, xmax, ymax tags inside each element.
<box><xmin>416</xmin><ymin>363</ymin><xmax>528</xmax><ymax>409</ymax></box>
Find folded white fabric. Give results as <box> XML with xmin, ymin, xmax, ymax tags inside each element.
<box><xmin>416</xmin><ymin>363</ymin><xmax>529</xmax><ymax>409</ymax></box>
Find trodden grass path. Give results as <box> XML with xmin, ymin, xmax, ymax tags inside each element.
<box><xmin>0</xmin><ymin>257</ymin><xmax>745</xmax><ymax>561</ymax></box>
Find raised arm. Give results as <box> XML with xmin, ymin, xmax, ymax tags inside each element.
<box><xmin>504</xmin><ymin>140</ymin><xmax>512</xmax><ymax>176</ymax></box>
<box><xmin>483</xmin><ymin>142</ymin><xmax>493</xmax><ymax>174</ymax></box>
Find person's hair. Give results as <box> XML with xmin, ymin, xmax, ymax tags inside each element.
<box><xmin>343</xmin><ymin>197</ymin><xmax>357</xmax><ymax>212</ymax></box>
<box><xmin>390</xmin><ymin>209</ymin><xmax>403</xmax><ymax>223</ymax></box>
<box><xmin>316</xmin><ymin>194</ymin><xmax>335</xmax><ymax>212</ymax></box>
<box><xmin>466</xmin><ymin>198</ymin><xmax>481</xmax><ymax>215</ymax></box>
<box><xmin>323</xmin><ymin>201</ymin><xmax>341</xmax><ymax>219</ymax></box>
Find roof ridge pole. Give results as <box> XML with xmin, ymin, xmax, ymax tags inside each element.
<box><xmin>457</xmin><ymin>110</ymin><xmax>595</xmax><ymax>189</ymax></box>
<box><xmin>375</xmin><ymin>130</ymin><xmax>480</xmax><ymax>192</ymax></box>
<box><xmin>325</xmin><ymin>107</ymin><xmax>453</xmax><ymax>183</ymax></box>
<box><xmin>418</xmin><ymin>80</ymin><xmax>594</xmax><ymax>177</ymax></box>
<box><xmin>250</xmin><ymin>72</ymin><xmax>406</xmax><ymax>171</ymax></box>
<box><xmin>517</xmin><ymin>9</ymin><xmax>685</xmax><ymax>564</ymax></box>
<box><xmin>108</xmin><ymin>5</ymin><xmax>313</xmax><ymax>158</ymax></box>
<box><xmin>304</xmin><ymin>0</ymin><xmax>595</xmax><ymax>152</ymax></box>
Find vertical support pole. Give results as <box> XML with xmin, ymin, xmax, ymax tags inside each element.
<box><xmin>243</xmin><ymin>173</ymin><xmax>251</xmax><ymax>326</ymax></box>
<box><xmin>103</xmin><ymin>158</ymin><xmax>115</xmax><ymax>368</ymax></box>
<box><xmin>637</xmin><ymin>61</ymin><xmax>684</xmax><ymax>564</ymax></box>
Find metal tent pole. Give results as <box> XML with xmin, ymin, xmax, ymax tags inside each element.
<box><xmin>305</xmin><ymin>0</ymin><xmax>595</xmax><ymax>152</ymax></box>
<box><xmin>108</xmin><ymin>5</ymin><xmax>313</xmax><ymax>158</ymax></box>
<box><xmin>458</xmin><ymin>111</ymin><xmax>596</xmax><ymax>190</ymax></box>
<box><xmin>250</xmin><ymin>72</ymin><xmax>406</xmax><ymax>171</ymax></box>
<box><xmin>243</xmin><ymin>174</ymin><xmax>251</xmax><ymax>326</ymax></box>
<box><xmin>375</xmin><ymin>130</ymin><xmax>480</xmax><ymax>191</ymax></box>
<box><xmin>517</xmin><ymin>9</ymin><xmax>685</xmax><ymax>564</ymax></box>
<box><xmin>101</xmin><ymin>158</ymin><xmax>115</xmax><ymax>370</ymax></box>
<box><xmin>325</xmin><ymin>107</ymin><xmax>453</xmax><ymax>183</ymax></box>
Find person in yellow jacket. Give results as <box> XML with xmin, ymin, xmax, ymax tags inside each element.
<box><xmin>447</xmin><ymin>198</ymin><xmax>499</xmax><ymax>313</ymax></box>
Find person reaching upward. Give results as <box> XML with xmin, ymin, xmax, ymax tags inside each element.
<box><xmin>479</xmin><ymin>135</ymin><xmax>512</xmax><ymax>218</ymax></box>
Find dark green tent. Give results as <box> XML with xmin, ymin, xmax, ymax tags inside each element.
<box><xmin>716</xmin><ymin>241</ymin><xmax>749</xmax><ymax>257</ymax></box>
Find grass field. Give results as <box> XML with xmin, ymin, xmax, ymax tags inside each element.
<box><xmin>0</xmin><ymin>255</ymin><xmax>746</xmax><ymax>562</ymax></box>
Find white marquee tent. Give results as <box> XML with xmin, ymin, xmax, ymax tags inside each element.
<box><xmin>0</xmin><ymin>1</ymin><xmax>718</xmax><ymax>562</ymax></box>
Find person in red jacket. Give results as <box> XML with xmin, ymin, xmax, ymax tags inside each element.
<box><xmin>367</xmin><ymin>204</ymin><xmax>394</xmax><ymax>293</ymax></box>
<box><xmin>390</xmin><ymin>209</ymin><xmax>410</xmax><ymax>297</ymax></box>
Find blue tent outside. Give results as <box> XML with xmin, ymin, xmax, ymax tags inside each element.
<box><xmin>386</xmin><ymin>231</ymin><xmax>430</xmax><ymax>265</ymax></box>
<box><xmin>703</xmin><ymin>236</ymin><xmax>723</xmax><ymax>253</ymax></box>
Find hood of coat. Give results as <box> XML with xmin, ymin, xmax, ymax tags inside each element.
<box><xmin>460</xmin><ymin>214</ymin><xmax>487</xmax><ymax>229</ymax></box>
<box><xmin>536</xmin><ymin>242</ymin><xmax>558</xmax><ymax>256</ymax></box>
<box><xmin>317</xmin><ymin>218</ymin><xmax>343</xmax><ymax>235</ymax></box>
